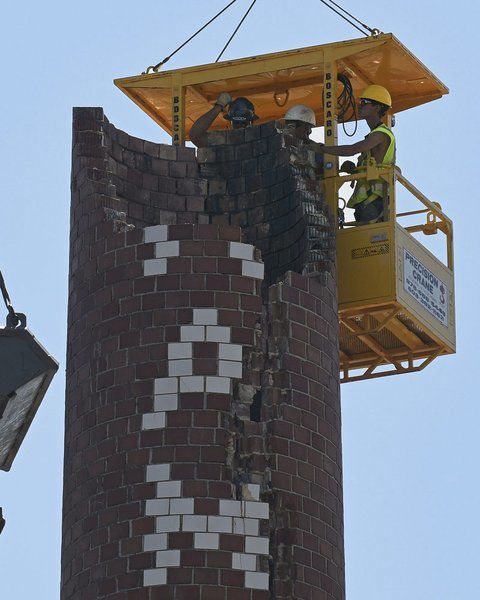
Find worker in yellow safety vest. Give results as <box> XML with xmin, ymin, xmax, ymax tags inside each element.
<box><xmin>316</xmin><ymin>85</ymin><xmax>395</xmax><ymax>223</ymax></box>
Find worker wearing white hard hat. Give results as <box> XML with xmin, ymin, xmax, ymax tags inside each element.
<box><xmin>284</xmin><ymin>104</ymin><xmax>317</xmax><ymax>145</ymax></box>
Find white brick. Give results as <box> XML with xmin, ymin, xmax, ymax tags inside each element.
<box><xmin>245</xmin><ymin>571</ymin><xmax>269</xmax><ymax>590</ymax></box>
<box><xmin>245</xmin><ymin>536</ymin><xmax>269</xmax><ymax>555</ymax></box>
<box><xmin>230</xmin><ymin>241</ymin><xmax>254</xmax><ymax>260</ymax></box>
<box><xmin>145</xmin><ymin>224</ymin><xmax>168</xmax><ymax>243</ymax></box>
<box><xmin>205</xmin><ymin>376</ymin><xmax>231</xmax><ymax>394</ymax></box>
<box><xmin>244</xmin><ymin>501</ymin><xmax>269</xmax><ymax>519</ymax></box>
<box><xmin>193</xmin><ymin>308</ymin><xmax>218</xmax><ymax>325</ymax></box>
<box><xmin>154</xmin><ymin>377</ymin><xmax>178</xmax><ymax>395</ymax></box>
<box><xmin>145</xmin><ymin>499</ymin><xmax>169</xmax><ymax>516</ymax></box>
<box><xmin>144</xmin><ymin>258</ymin><xmax>167</xmax><ymax>276</ymax></box>
<box><xmin>234</xmin><ymin>518</ymin><xmax>259</xmax><ymax>536</ymax></box>
<box><xmin>143</xmin><ymin>533</ymin><xmax>168</xmax><ymax>551</ymax></box>
<box><xmin>144</xmin><ymin>568</ymin><xmax>167</xmax><ymax>587</ymax></box>
<box><xmin>242</xmin><ymin>260</ymin><xmax>264</xmax><ymax>280</ymax></box>
<box><xmin>180</xmin><ymin>325</ymin><xmax>205</xmax><ymax>342</ymax></box>
<box><xmin>208</xmin><ymin>516</ymin><xmax>232</xmax><ymax>533</ymax></box>
<box><xmin>157</xmin><ymin>481</ymin><xmax>181</xmax><ymax>498</ymax></box>
<box><xmin>154</xmin><ymin>393</ymin><xmax>178</xmax><ymax>412</ymax></box>
<box><xmin>242</xmin><ymin>483</ymin><xmax>260</xmax><ymax>501</ymax></box>
<box><xmin>155</xmin><ymin>240</ymin><xmax>179</xmax><ymax>258</ymax></box>
<box><xmin>156</xmin><ymin>515</ymin><xmax>181</xmax><ymax>533</ymax></box>
<box><xmin>168</xmin><ymin>342</ymin><xmax>192</xmax><ymax>359</ymax></box>
<box><xmin>219</xmin><ymin>499</ymin><xmax>242</xmax><ymax>517</ymax></box>
<box><xmin>219</xmin><ymin>343</ymin><xmax>242</xmax><ymax>361</ymax></box>
<box><xmin>169</xmin><ymin>359</ymin><xmax>193</xmax><ymax>376</ymax></box>
<box><xmin>219</xmin><ymin>360</ymin><xmax>242</xmax><ymax>378</ymax></box>
<box><xmin>182</xmin><ymin>515</ymin><xmax>207</xmax><ymax>532</ymax></box>
<box><xmin>232</xmin><ymin>552</ymin><xmax>257</xmax><ymax>571</ymax></box>
<box><xmin>194</xmin><ymin>532</ymin><xmax>219</xmax><ymax>550</ymax></box>
<box><xmin>206</xmin><ymin>326</ymin><xmax>231</xmax><ymax>342</ymax></box>
<box><xmin>146</xmin><ymin>464</ymin><xmax>170</xmax><ymax>482</ymax></box>
<box><xmin>180</xmin><ymin>376</ymin><xmax>204</xmax><ymax>393</ymax></box>
<box><xmin>170</xmin><ymin>498</ymin><xmax>194</xmax><ymax>515</ymax></box>
<box><xmin>142</xmin><ymin>412</ymin><xmax>166</xmax><ymax>430</ymax></box>
<box><xmin>156</xmin><ymin>549</ymin><xmax>181</xmax><ymax>567</ymax></box>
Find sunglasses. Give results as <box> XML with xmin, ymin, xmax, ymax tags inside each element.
<box><xmin>359</xmin><ymin>98</ymin><xmax>376</xmax><ymax>106</ymax></box>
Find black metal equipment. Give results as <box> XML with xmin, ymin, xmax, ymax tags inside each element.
<box><xmin>0</xmin><ymin>270</ymin><xmax>58</xmax><ymax>472</ymax></box>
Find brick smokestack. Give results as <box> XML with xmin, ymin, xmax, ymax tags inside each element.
<box><xmin>61</xmin><ymin>108</ymin><xmax>344</xmax><ymax>599</ymax></box>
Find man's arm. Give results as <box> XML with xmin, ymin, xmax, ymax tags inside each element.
<box><xmin>316</xmin><ymin>131</ymin><xmax>386</xmax><ymax>156</ymax></box>
<box><xmin>189</xmin><ymin>93</ymin><xmax>231</xmax><ymax>147</ymax></box>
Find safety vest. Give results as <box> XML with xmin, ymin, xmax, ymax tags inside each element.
<box><xmin>347</xmin><ymin>124</ymin><xmax>396</xmax><ymax>208</ymax></box>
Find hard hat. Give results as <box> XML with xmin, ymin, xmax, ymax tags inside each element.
<box><xmin>224</xmin><ymin>97</ymin><xmax>258</xmax><ymax>125</ymax></box>
<box><xmin>284</xmin><ymin>104</ymin><xmax>316</xmax><ymax>126</ymax></box>
<box><xmin>360</xmin><ymin>85</ymin><xmax>392</xmax><ymax>108</ymax></box>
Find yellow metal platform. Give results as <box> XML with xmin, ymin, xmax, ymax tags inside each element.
<box><xmin>337</xmin><ymin>167</ymin><xmax>455</xmax><ymax>382</ymax></box>
<box><xmin>114</xmin><ymin>33</ymin><xmax>448</xmax><ymax>144</ymax></box>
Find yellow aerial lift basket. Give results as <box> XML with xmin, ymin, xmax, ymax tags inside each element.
<box><xmin>115</xmin><ymin>33</ymin><xmax>455</xmax><ymax>383</ymax></box>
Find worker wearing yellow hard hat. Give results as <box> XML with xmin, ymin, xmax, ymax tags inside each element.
<box><xmin>317</xmin><ymin>84</ymin><xmax>395</xmax><ymax>224</ymax></box>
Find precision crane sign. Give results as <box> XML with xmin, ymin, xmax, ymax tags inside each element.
<box><xmin>115</xmin><ymin>32</ymin><xmax>455</xmax><ymax>383</ymax></box>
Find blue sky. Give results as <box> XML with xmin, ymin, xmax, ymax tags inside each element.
<box><xmin>0</xmin><ymin>1</ymin><xmax>477</xmax><ymax>598</ymax></box>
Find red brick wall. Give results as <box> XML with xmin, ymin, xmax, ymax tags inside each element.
<box><xmin>71</xmin><ymin>107</ymin><xmax>206</xmax><ymax>231</ymax></box>
<box><xmin>266</xmin><ymin>272</ymin><xmax>343</xmax><ymax>598</ymax></box>
<box><xmin>63</xmin><ymin>109</ymin><xmax>344</xmax><ymax>599</ymax></box>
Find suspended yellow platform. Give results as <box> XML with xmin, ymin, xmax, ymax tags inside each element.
<box><xmin>114</xmin><ymin>33</ymin><xmax>447</xmax><ymax>144</ymax></box>
<box><xmin>115</xmin><ymin>33</ymin><xmax>454</xmax><ymax>383</ymax></box>
<box><xmin>337</xmin><ymin>164</ymin><xmax>454</xmax><ymax>382</ymax></box>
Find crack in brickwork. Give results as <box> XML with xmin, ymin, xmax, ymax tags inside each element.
<box><xmin>228</xmin><ymin>270</ymin><xmax>344</xmax><ymax>599</ymax></box>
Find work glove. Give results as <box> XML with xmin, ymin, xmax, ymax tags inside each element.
<box><xmin>215</xmin><ymin>92</ymin><xmax>232</xmax><ymax>109</ymax></box>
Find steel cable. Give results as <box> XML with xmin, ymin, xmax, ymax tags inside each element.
<box><xmin>0</xmin><ymin>269</ymin><xmax>26</xmax><ymax>328</ymax></box>
<box><xmin>318</xmin><ymin>0</ymin><xmax>373</xmax><ymax>36</ymax></box>
<box><xmin>144</xmin><ymin>0</ymin><xmax>239</xmax><ymax>73</ymax></box>
<box><xmin>215</xmin><ymin>0</ymin><xmax>258</xmax><ymax>62</ymax></box>
<box><xmin>322</xmin><ymin>0</ymin><xmax>380</xmax><ymax>35</ymax></box>
<box><xmin>0</xmin><ymin>270</ymin><xmax>15</xmax><ymax>318</ymax></box>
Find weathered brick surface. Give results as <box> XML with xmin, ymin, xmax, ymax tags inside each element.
<box><xmin>267</xmin><ymin>272</ymin><xmax>342</xmax><ymax>599</ymax></box>
<box><xmin>63</xmin><ymin>222</ymin><xmax>269</xmax><ymax>599</ymax></box>
<box><xmin>64</xmin><ymin>109</ymin><xmax>344</xmax><ymax>599</ymax></box>
<box><xmin>199</xmin><ymin>123</ymin><xmax>334</xmax><ymax>286</ymax></box>
<box><xmin>71</xmin><ymin>107</ymin><xmax>207</xmax><ymax>234</ymax></box>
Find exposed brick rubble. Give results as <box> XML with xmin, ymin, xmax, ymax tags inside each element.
<box><xmin>62</xmin><ymin>108</ymin><xmax>344</xmax><ymax>600</ymax></box>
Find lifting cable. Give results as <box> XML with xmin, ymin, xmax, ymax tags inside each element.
<box><xmin>144</xmin><ymin>0</ymin><xmax>239</xmax><ymax>73</ymax></box>
<box><xmin>318</xmin><ymin>0</ymin><xmax>380</xmax><ymax>37</ymax></box>
<box><xmin>215</xmin><ymin>0</ymin><xmax>258</xmax><ymax>62</ymax></box>
<box><xmin>0</xmin><ymin>269</ymin><xmax>26</xmax><ymax>329</ymax></box>
<box><xmin>145</xmin><ymin>0</ymin><xmax>379</xmax><ymax>74</ymax></box>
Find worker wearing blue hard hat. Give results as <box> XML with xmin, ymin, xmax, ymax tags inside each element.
<box><xmin>190</xmin><ymin>93</ymin><xmax>258</xmax><ymax>147</ymax></box>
